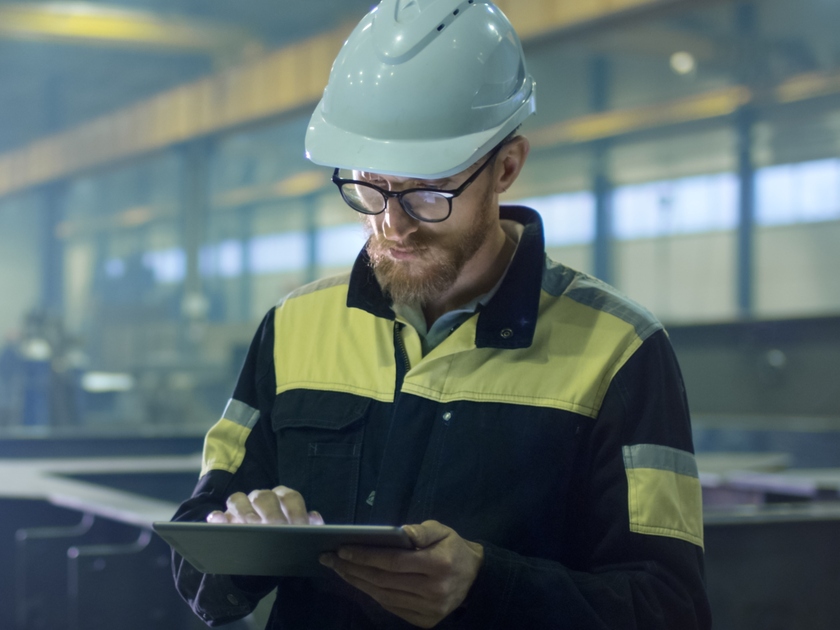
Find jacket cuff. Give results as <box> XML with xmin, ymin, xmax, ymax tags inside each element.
<box><xmin>452</xmin><ymin>542</ymin><xmax>516</xmax><ymax>629</ymax></box>
<box><xmin>187</xmin><ymin>564</ymin><xmax>274</xmax><ymax>626</ymax></box>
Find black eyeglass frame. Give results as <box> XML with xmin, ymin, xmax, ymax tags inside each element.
<box><xmin>331</xmin><ymin>142</ymin><xmax>504</xmax><ymax>223</ymax></box>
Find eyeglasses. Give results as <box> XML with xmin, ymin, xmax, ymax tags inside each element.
<box><xmin>331</xmin><ymin>144</ymin><xmax>503</xmax><ymax>223</ymax></box>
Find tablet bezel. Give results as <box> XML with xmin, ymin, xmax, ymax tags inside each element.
<box><xmin>153</xmin><ymin>521</ymin><xmax>414</xmax><ymax>577</ymax></box>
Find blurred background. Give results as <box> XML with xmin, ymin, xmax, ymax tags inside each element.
<box><xmin>0</xmin><ymin>0</ymin><xmax>839</xmax><ymax>628</ymax></box>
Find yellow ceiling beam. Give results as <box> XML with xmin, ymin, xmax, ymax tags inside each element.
<box><xmin>775</xmin><ymin>71</ymin><xmax>840</xmax><ymax>104</ymax></box>
<box><xmin>0</xmin><ymin>23</ymin><xmax>344</xmax><ymax>198</ymax></box>
<box><xmin>0</xmin><ymin>0</ymin><xmax>680</xmax><ymax>199</ymax></box>
<box><xmin>497</xmin><ymin>0</ymin><xmax>662</xmax><ymax>40</ymax></box>
<box><xmin>212</xmin><ymin>171</ymin><xmax>329</xmax><ymax>210</ymax></box>
<box><xmin>0</xmin><ymin>3</ymin><xmax>259</xmax><ymax>55</ymax></box>
<box><xmin>530</xmin><ymin>86</ymin><xmax>753</xmax><ymax>147</ymax></box>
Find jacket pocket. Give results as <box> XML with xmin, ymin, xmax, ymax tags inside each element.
<box><xmin>271</xmin><ymin>393</ymin><xmax>369</xmax><ymax>524</ymax></box>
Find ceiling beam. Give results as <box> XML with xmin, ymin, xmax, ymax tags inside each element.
<box><xmin>0</xmin><ymin>3</ymin><xmax>261</xmax><ymax>57</ymax></box>
<box><xmin>529</xmin><ymin>86</ymin><xmax>753</xmax><ymax>147</ymax></box>
<box><xmin>496</xmin><ymin>0</ymin><xmax>688</xmax><ymax>40</ymax></box>
<box><xmin>0</xmin><ymin>22</ymin><xmax>343</xmax><ymax>198</ymax></box>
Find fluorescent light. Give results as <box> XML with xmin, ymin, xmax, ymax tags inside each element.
<box><xmin>81</xmin><ymin>372</ymin><xmax>135</xmax><ymax>393</ymax></box>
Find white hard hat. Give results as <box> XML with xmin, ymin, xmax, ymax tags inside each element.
<box><xmin>305</xmin><ymin>0</ymin><xmax>536</xmax><ymax>179</ymax></box>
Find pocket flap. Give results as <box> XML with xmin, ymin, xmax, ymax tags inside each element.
<box><xmin>271</xmin><ymin>392</ymin><xmax>370</xmax><ymax>432</ymax></box>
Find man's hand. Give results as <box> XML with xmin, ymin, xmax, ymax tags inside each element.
<box><xmin>206</xmin><ymin>485</ymin><xmax>324</xmax><ymax>525</ymax></box>
<box><xmin>320</xmin><ymin>520</ymin><xmax>484</xmax><ymax>628</ymax></box>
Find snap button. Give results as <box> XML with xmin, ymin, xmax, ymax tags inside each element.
<box><xmin>442</xmin><ymin>411</ymin><xmax>452</xmax><ymax>421</ymax></box>
<box><xmin>500</xmin><ymin>328</ymin><xmax>513</xmax><ymax>339</ymax></box>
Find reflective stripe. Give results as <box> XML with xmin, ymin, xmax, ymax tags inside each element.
<box><xmin>543</xmin><ymin>261</ymin><xmax>662</xmax><ymax>342</ymax></box>
<box><xmin>278</xmin><ymin>273</ymin><xmax>350</xmax><ymax>302</ymax></box>
<box><xmin>623</xmin><ymin>444</ymin><xmax>704</xmax><ymax>549</ymax></box>
<box><xmin>201</xmin><ymin>418</ymin><xmax>251</xmax><ymax>477</ymax></box>
<box><xmin>199</xmin><ymin>399</ymin><xmax>260</xmax><ymax>477</ymax></box>
<box><xmin>222</xmin><ymin>398</ymin><xmax>260</xmax><ymax>430</ymax></box>
<box><xmin>623</xmin><ymin>444</ymin><xmax>699</xmax><ymax>478</ymax></box>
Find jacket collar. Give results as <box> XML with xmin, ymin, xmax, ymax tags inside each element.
<box><xmin>347</xmin><ymin>205</ymin><xmax>545</xmax><ymax>349</ymax></box>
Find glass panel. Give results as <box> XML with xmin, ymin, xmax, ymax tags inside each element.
<box><xmin>316</xmin><ymin>224</ymin><xmax>367</xmax><ymax>270</ymax></box>
<box><xmin>513</xmin><ymin>192</ymin><xmax>596</xmax><ymax>246</ymax></box>
<box><xmin>142</xmin><ymin>248</ymin><xmax>187</xmax><ymax>284</ymax></box>
<box><xmin>613</xmin><ymin>173</ymin><xmax>738</xmax><ymax>240</ymax></box>
<box><xmin>757</xmin><ymin>159</ymin><xmax>840</xmax><ymax>225</ymax></box>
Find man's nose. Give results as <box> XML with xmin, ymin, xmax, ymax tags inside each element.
<box><xmin>382</xmin><ymin>197</ymin><xmax>419</xmax><ymax>242</ymax></box>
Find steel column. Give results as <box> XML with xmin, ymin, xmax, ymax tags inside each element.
<box><xmin>590</xmin><ymin>56</ymin><xmax>613</xmax><ymax>284</ymax></box>
<box><xmin>735</xmin><ymin>2</ymin><xmax>757</xmax><ymax>318</ymax></box>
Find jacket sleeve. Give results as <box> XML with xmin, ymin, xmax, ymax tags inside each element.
<box><xmin>454</xmin><ymin>329</ymin><xmax>712</xmax><ymax>630</ymax></box>
<box><xmin>170</xmin><ymin>308</ymin><xmax>282</xmax><ymax>626</ymax></box>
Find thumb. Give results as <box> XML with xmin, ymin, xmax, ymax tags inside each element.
<box><xmin>403</xmin><ymin>520</ymin><xmax>449</xmax><ymax>549</ymax></box>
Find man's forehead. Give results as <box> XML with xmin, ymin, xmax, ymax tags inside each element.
<box><xmin>352</xmin><ymin>169</ymin><xmax>452</xmax><ymax>186</ymax></box>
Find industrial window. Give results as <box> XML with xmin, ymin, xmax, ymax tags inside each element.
<box><xmin>141</xmin><ymin>248</ymin><xmax>186</xmax><ymax>284</ymax></box>
<box><xmin>513</xmin><ymin>191</ymin><xmax>596</xmax><ymax>246</ymax></box>
<box><xmin>248</xmin><ymin>232</ymin><xmax>307</xmax><ymax>274</ymax></box>
<box><xmin>612</xmin><ymin>173</ymin><xmax>738</xmax><ymax>240</ymax></box>
<box><xmin>756</xmin><ymin>158</ymin><xmax>840</xmax><ymax>226</ymax></box>
<box><xmin>316</xmin><ymin>223</ymin><xmax>367</xmax><ymax>269</ymax></box>
<box><xmin>200</xmin><ymin>240</ymin><xmax>244</xmax><ymax>278</ymax></box>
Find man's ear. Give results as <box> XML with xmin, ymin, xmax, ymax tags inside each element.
<box><xmin>494</xmin><ymin>136</ymin><xmax>530</xmax><ymax>194</ymax></box>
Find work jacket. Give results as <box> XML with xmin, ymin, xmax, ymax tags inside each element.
<box><xmin>171</xmin><ymin>206</ymin><xmax>712</xmax><ymax>629</ymax></box>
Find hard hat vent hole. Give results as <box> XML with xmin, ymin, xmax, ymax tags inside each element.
<box><xmin>437</xmin><ymin>24</ymin><xmax>444</xmax><ymax>31</ymax></box>
<box><xmin>453</xmin><ymin>9</ymin><xmax>459</xmax><ymax>15</ymax></box>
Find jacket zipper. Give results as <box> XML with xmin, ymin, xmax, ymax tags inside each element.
<box><xmin>394</xmin><ymin>322</ymin><xmax>411</xmax><ymax>392</ymax></box>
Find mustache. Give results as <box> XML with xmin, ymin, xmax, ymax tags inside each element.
<box><xmin>366</xmin><ymin>232</ymin><xmax>431</xmax><ymax>254</ymax></box>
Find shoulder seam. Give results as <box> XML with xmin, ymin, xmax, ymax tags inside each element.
<box><xmin>545</xmin><ymin>263</ymin><xmax>662</xmax><ymax>343</ymax></box>
<box><xmin>278</xmin><ymin>272</ymin><xmax>351</xmax><ymax>305</ymax></box>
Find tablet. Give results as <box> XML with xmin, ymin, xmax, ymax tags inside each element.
<box><xmin>153</xmin><ymin>521</ymin><xmax>413</xmax><ymax>577</ymax></box>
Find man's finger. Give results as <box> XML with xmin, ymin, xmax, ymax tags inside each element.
<box><xmin>404</xmin><ymin>521</ymin><xmax>449</xmax><ymax>549</ymax></box>
<box><xmin>206</xmin><ymin>510</ymin><xmax>230</xmax><ymax>523</ymax></box>
<box><xmin>321</xmin><ymin>553</ymin><xmax>424</xmax><ymax>592</ymax></box>
<box><xmin>272</xmin><ymin>485</ymin><xmax>310</xmax><ymax>525</ymax></box>
<box><xmin>226</xmin><ymin>492</ymin><xmax>261</xmax><ymax>523</ymax></box>
<box><xmin>334</xmin><ymin>545</ymin><xmax>420</xmax><ymax>574</ymax></box>
<box><xmin>249</xmin><ymin>489</ymin><xmax>287</xmax><ymax>523</ymax></box>
<box><xmin>331</xmin><ymin>522</ymin><xmax>450</xmax><ymax>574</ymax></box>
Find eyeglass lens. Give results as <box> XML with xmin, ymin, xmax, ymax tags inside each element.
<box><xmin>339</xmin><ymin>182</ymin><xmax>451</xmax><ymax>221</ymax></box>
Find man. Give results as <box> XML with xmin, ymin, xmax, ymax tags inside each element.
<box><xmin>171</xmin><ymin>1</ymin><xmax>712</xmax><ymax>628</ymax></box>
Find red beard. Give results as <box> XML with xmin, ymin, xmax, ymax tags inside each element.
<box><xmin>364</xmin><ymin>208</ymin><xmax>495</xmax><ymax>306</ymax></box>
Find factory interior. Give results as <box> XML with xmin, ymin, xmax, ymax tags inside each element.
<box><xmin>1</xmin><ymin>0</ymin><xmax>839</xmax><ymax>627</ymax></box>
